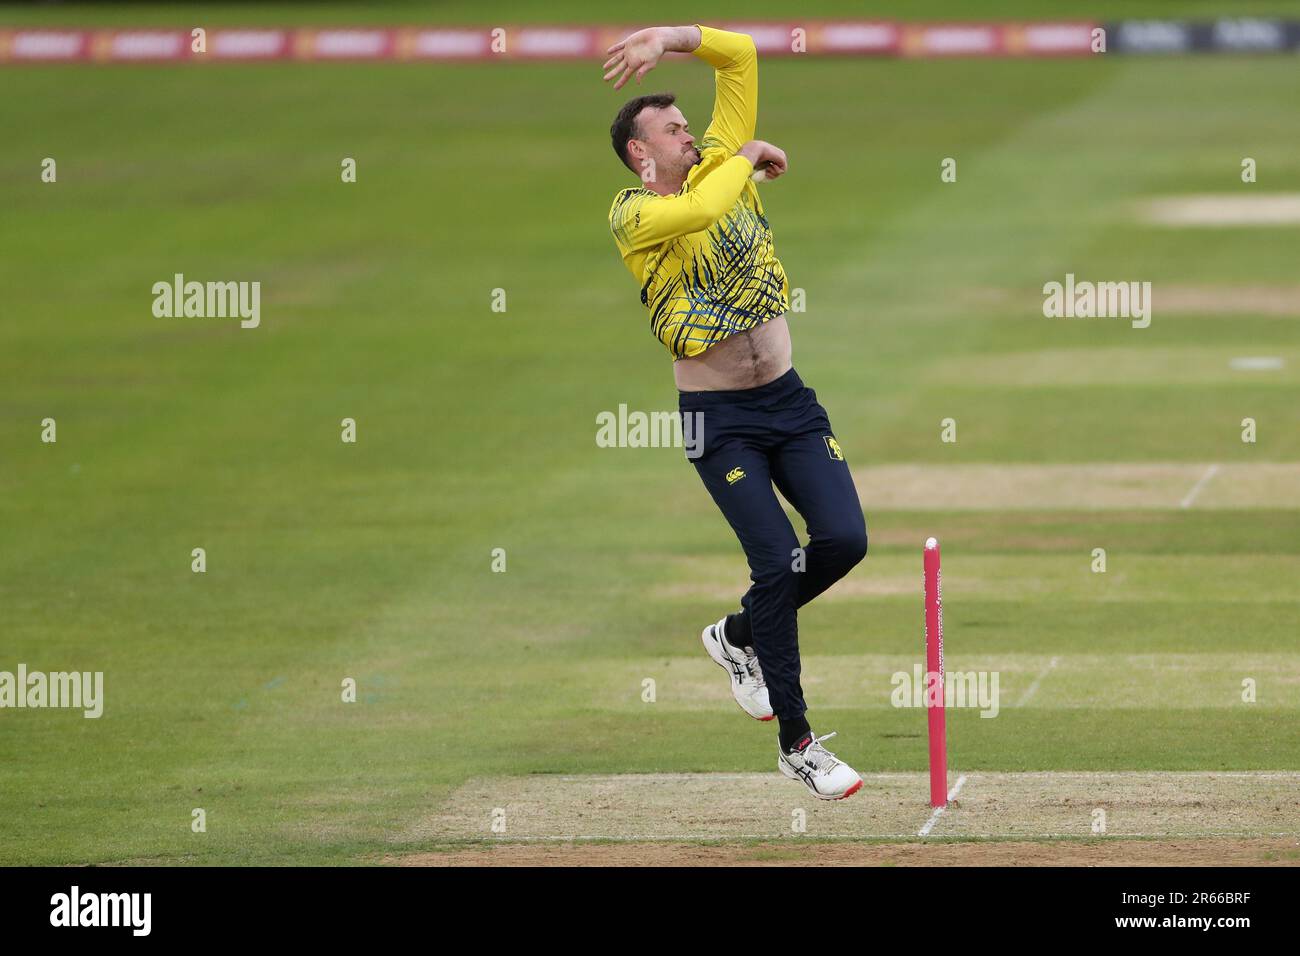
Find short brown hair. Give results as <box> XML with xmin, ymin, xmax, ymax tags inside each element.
<box><xmin>610</xmin><ymin>93</ymin><xmax>676</xmax><ymax>172</ymax></box>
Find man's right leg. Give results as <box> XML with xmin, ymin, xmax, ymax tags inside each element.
<box><xmin>689</xmin><ymin>442</ymin><xmax>807</xmax><ymax>732</ymax></box>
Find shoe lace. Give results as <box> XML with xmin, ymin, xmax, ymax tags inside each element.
<box><xmin>802</xmin><ymin>732</ymin><xmax>842</xmax><ymax>771</ymax></box>
<box><xmin>743</xmin><ymin>648</ymin><xmax>766</xmax><ymax>689</ymax></box>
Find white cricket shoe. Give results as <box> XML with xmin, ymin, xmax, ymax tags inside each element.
<box><xmin>701</xmin><ymin>617</ymin><xmax>773</xmax><ymax>721</ymax></box>
<box><xmin>778</xmin><ymin>731</ymin><xmax>863</xmax><ymax>800</ymax></box>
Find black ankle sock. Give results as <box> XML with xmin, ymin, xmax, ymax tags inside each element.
<box><xmin>778</xmin><ymin>715</ymin><xmax>812</xmax><ymax>753</ymax></box>
<box><xmin>723</xmin><ymin>611</ymin><xmax>751</xmax><ymax>649</ymax></box>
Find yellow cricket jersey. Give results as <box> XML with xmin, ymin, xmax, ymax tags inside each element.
<box><xmin>608</xmin><ymin>25</ymin><xmax>790</xmax><ymax>360</ymax></box>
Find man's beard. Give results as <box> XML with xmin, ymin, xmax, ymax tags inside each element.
<box><xmin>679</xmin><ymin>148</ymin><xmax>701</xmax><ymax>173</ymax></box>
<box><xmin>650</xmin><ymin>150</ymin><xmax>699</xmax><ymax>185</ymax></box>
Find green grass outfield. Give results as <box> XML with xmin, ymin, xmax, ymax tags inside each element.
<box><xmin>1</xmin><ymin>1</ymin><xmax>1298</xmax><ymax>864</ymax></box>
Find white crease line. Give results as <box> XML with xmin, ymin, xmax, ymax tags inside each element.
<box><xmin>1179</xmin><ymin>463</ymin><xmax>1220</xmax><ymax>509</ymax></box>
<box><xmin>917</xmin><ymin>774</ymin><xmax>967</xmax><ymax>837</ymax></box>
<box><xmin>1017</xmin><ymin>657</ymin><xmax>1060</xmax><ymax>707</ymax></box>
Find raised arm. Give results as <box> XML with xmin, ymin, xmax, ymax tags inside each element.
<box><xmin>603</xmin><ymin>24</ymin><xmax>758</xmax><ymax>156</ymax></box>
<box><xmin>692</xmin><ymin>25</ymin><xmax>758</xmax><ymax>155</ymax></box>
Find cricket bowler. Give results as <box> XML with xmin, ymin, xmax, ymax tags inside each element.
<box><xmin>604</xmin><ymin>24</ymin><xmax>867</xmax><ymax>799</ymax></box>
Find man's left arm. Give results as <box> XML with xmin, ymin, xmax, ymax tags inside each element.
<box><xmin>689</xmin><ymin>25</ymin><xmax>757</xmax><ymax>156</ymax></box>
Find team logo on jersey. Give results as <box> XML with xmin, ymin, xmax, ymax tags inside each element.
<box><xmin>725</xmin><ymin>467</ymin><xmax>746</xmax><ymax>485</ymax></box>
<box><xmin>824</xmin><ymin>436</ymin><xmax>845</xmax><ymax>461</ymax></box>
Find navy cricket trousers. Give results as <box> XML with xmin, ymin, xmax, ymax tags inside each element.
<box><xmin>678</xmin><ymin>368</ymin><xmax>868</xmax><ymax>720</ymax></box>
